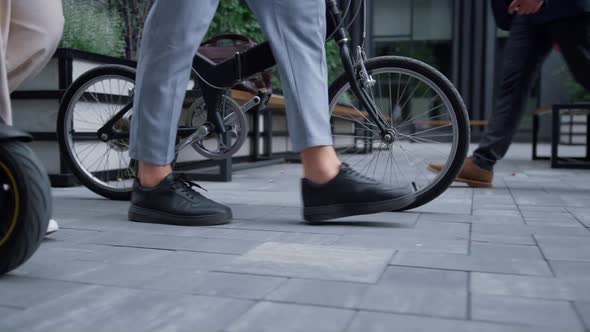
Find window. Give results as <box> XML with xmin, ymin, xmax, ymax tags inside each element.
<box><xmin>371</xmin><ymin>0</ymin><xmax>454</xmax><ymax>78</ymax></box>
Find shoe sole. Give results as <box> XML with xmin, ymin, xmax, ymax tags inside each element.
<box><xmin>128</xmin><ymin>205</ymin><xmax>232</xmax><ymax>226</ymax></box>
<box><xmin>303</xmin><ymin>194</ymin><xmax>415</xmax><ymax>222</ymax></box>
<box><xmin>426</xmin><ymin>166</ymin><xmax>493</xmax><ymax>189</ymax></box>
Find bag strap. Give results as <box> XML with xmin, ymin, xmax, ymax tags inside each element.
<box><xmin>201</xmin><ymin>34</ymin><xmax>256</xmax><ymax>47</ymax></box>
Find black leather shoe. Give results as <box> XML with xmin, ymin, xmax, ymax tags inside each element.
<box><xmin>302</xmin><ymin>163</ymin><xmax>414</xmax><ymax>222</ymax></box>
<box><xmin>128</xmin><ymin>174</ymin><xmax>232</xmax><ymax>226</ymax></box>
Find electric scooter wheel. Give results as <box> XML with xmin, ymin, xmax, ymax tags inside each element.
<box><xmin>0</xmin><ymin>141</ymin><xmax>51</xmax><ymax>274</ymax></box>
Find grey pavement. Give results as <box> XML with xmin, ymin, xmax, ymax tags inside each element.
<box><xmin>1</xmin><ymin>143</ymin><xmax>590</xmax><ymax>331</ymax></box>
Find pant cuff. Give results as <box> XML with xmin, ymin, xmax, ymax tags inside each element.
<box><xmin>291</xmin><ymin>135</ymin><xmax>334</xmax><ymax>153</ymax></box>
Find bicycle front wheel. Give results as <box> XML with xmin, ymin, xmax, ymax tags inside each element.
<box><xmin>329</xmin><ymin>56</ymin><xmax>470</xmax><ymax>210</ymax></box>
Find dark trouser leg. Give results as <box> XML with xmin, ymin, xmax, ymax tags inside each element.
<box><xmin>473</xmin><ymin>17</ymin><xmax>552</xmax><ymax>170</ymax></box>
<box><xmin>551</xmin><ymin>14</ymin><xmax>590</xmax><ymax>91</ymax></box>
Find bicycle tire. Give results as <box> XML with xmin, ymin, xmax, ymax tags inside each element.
<box><xmin>328</xmin><ymin>56</ymin><xmax>470</xmax><ymax>211</ymax></box>
<box><xmin>57</xmin><ymin>65</ymin><xmax>136</xmax><ymax>201</ymax></box>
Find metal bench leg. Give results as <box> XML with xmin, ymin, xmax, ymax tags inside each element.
<box><xmin>551</xmin><ymin>105</ymin><xmax>560</xmax><ymax>168</ymax></box>
<box><xmin>532</xmin><ymin>113</ymin><xmax>539</xmax><ymax>160</ymax></box>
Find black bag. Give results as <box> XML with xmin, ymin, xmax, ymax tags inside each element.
<box><xmin>198</xmin><ymin>34</ymin><xmax>273</xmax><ymax>94</ymax></box>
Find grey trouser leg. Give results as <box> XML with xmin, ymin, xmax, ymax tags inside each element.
<box><xmin>130</xmin><ymin>0</ymin><xmax>333</xmax><ymax>165</ymax></box>
<box><xmin>246</xmin><ymin>0</ymin><xmax>332</xmax><ymax>152</ymax></box>
<box><xmin>473</xmin><ymin>17</ymin><xmax>552</xmax><ymax>170</ymax></box>
<box><xmin>129</xmin><ymin>0</ymin><xmax>220</xmax><ymax>165</ymax></box>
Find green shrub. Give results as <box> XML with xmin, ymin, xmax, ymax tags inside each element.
<box><xmin>60</xmin><ymin>0</ymin><xmax>126</xmax><ymax>57</ymax></box>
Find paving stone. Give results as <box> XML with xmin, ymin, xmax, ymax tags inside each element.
<box><xmin>154</xmin><ymin>250</ymin><xmax>239</xmax><ymax>270</ymax></box>
<box><xmin>346</xmin><ymin>311</ymin><xmax>558</xmax><ymax>332</ymax></box>
<box><xmin>511</xmin><ymin>190</ymin><xmax>565</xmax><ymax>206</ymax></box>
<box><xmin>358</xmin><ymin>284</ymin><xmax>467</xmax><ymax>318</ymax></box>
<box><xmin>86</xmin><ymin>231</ymin><xmax>197</xmax><ymax>251</ymax></box>
<box><xmin>391</xmin><ymin>252</ymin><xmax>552</xmax><ymax>276</ymax></box>
<box><xmin>229</xmin><ymin>204</ymin><xmax>283</xmax><ymax>220</ymax></box>
<box><xmin>0</xmin><ymin>306</ymin><xmax>20</xmax><ymax>317</ymax></box>
<box><xmin>525</xmin><ymin>220</ymin><xmax>583</xmax><ymax>228</ymax></box>
<box><xmin>521</xmin><ymin>211</ymin><xmax>578</xmax><ymax>222</ymax></box>
<box><xmin>220</xmin><ymin>242</ymin><xmax>393</xmax><ymax>283</ymax></box>
<box><xmin>378</xmin><ymin>266</ymin><xmax>467</xmax><ymax>290</ymax></box>
<box><xmin>470</xmin><ymin>272</ymin><xmax>581</xmax><ymax>301</ymax></box>
<box><xmin>271</xmin><ymin>232</ymin><xmax>340</xmax><ymax>245</ymax></box>
<box><xmin>12</xmin><ymin>256</ymin><xmax>108</xmax><ymax>281</ymax></box>
<box><xmin>574</xmin><ymin>302</ymin><xmax>590</xmax><ymax>330</ymax></box>
<box><xmin>568</xmin><ymin>208</ymin><xmax>590</xmax><ymax>227</ymax></box>
<box><xmin>470</xmin><ymin>233</ymin><xmax>535</xmax><ymax>246</ymax></box>
<box><xmin>67</xmin><ymin>263</ymin><xmax>193</xmax><ymax>288</ymax></box>
<box><xmin>187</xmin><ymin>272</ymin><xmax>286</xmax><ymax>300</ymax></box>
<box><xmin>470</xmin><ymin>243</ymin><xmax>544</xmax><ymax>260</ymax></box>
<box><xmin>413</xmin><ymin>221</ymin><xmax>470</xmax><ymax>235</ymax></box>
<box><xmin>173</xmin><ymin>237</ymin><xmax>262</xmax><ymax>255</ymax></box>
<box><xmin>419</xmin><ymin>213</ymin><xmax>524</xmax><ymax>225</ymax></box>
<box><xmin>0</xmin><ymin>276</ymin><xmax>87</xmax><ymax>309</ymax></box>
<box><xmin>226</xmin><ymin>302</ymin><xmax>354</xmax><ymax>332</ymax></box>
<box><xmin>473</xmin><ymin>223</ymin><xmax>589</xmax><ymax>237</ymax></box>
<box><xmin>472</xmin><ymin>203</ymin><xmax>519</xmax><ymax>211</ymax></box>
<box><xmin>46</xmin><ymin>228</ymin><xmax>104</xmax><ymax>243</ymax></box>
<box><xmin>471</xmin><ymin>294</ymin><xmax>584</xmax><ymax>331</ymax></box>
<box><xmin>519</xmin><ymin>205</ymin><xmax>568</xmax><ymax>212</ymax></box>
<box><xmin>473</xmin><ymin>209</ymin><xmax>522</xmax><ymax>218</ymax></box>
<box><xmin>265</xmin><ymin>278</ymin><xmax>368</xmax><ymax>308</ymax></box>
<box><xmin>550</xmin><ymin>260</ymin><xmax>590</xmax><ymax>280</ymax></box>
<box><xmin>336</xmin><ymin>233</ymin><xmax>468</xmax><ymax>254</ymax></box>
<box><xmin>197</xmin><ymin>228</ymin><xmax>284</xmax><ymax>241</ymax></box>
<box><xmin>0</xmin><ymin>285</ymin><xmax>253</xmax><ymax>332</ymax></box>
<box><xmin>535</xmin><ymin>235</ymin><xmax>590</xmax><ymax>261</ymax></box>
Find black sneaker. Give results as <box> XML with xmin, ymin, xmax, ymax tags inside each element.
<box><xmin>302</xmin><ymin>163</ymin><xmax>414</xmax><ymax>222</ymax></box>
<box><xmin>128</xmin><ymin>174</ymin><xmax>232</xmax><ymax>226</ymax></box>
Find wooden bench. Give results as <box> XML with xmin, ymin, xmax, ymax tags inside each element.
<box><xmin>231</xmin><ymin>90</ymin><xmax>490</xmax><ymax>127</ymax></box>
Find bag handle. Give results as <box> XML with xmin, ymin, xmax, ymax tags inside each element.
<box><xmin>201</xmin><ymin>34</ymin><xmax>256</xmax><ymax>47</ymax></box>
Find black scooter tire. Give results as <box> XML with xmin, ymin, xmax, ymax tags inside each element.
<box><xmin>0</xmin><ymin>141</ymin><xmax>51</xmax><ymax>274</ymax></box>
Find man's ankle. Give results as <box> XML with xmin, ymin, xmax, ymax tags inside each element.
<box><xmin>300</xmin><ymin>146</ymin><xmax>341</xmax><ymax>185</ymax></box>
<box><xmin>138</xmin><ymin>161</ymin><xmax>172</xmax><ymax>188</ymax></box>
<box><xmin>470</xmin><ymin>157</ymin><xmax>494</xmax><ymax>172</ymax></box>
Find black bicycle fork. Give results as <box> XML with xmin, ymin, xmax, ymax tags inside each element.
<box><xmin>326</xmin><ymin>0</ymin><xmax>393</xmax><ymax>140</ymax></box>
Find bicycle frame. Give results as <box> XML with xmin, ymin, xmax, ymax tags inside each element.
<box><xmin>192</xmin><ymin>0</ymin><xmax>389</xmax><ymax>134</ymax></box>
<box><xmin>98</xmin><ymin>0</ymin><xmax>390</xmax><ymax>140</ymax></box>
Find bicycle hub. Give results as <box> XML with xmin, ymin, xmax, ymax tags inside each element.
<box><xmin>382</xmin><ymin>129</ymin><xmax>397</xmax><ymax>144</ymax></box>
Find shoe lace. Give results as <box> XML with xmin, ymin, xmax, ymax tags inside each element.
<box><xmin>173</xmin><ymin>174</ymin><xmax>207</xmax><ymax>198</ymax></box>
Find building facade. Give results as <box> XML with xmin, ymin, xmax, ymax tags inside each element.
<box><xmin>350</xmin><ymin>0</ymin><xmax>576</xmax><ymax>141</ymax></box>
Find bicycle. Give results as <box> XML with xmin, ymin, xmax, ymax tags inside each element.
<box><xmin>57</xmin><ymin>0</ymin><xmax>470</xmax><ymax>211</ymax></box>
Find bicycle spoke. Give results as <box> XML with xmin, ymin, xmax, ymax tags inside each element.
<box><xmin>330</xmin><ymin>65</ymin><xmax>462</xmax><ymax>203</ymax></box>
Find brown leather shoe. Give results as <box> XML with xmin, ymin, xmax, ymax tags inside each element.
<box><xmin>427</xmin><ymin>158</ymin><xmax>493</xmax><ymax>188</ymax></box>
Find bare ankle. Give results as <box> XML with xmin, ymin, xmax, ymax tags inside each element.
<box><xmin>300</xmin><ymin>146</ymin><xmax>342</xmax><ymax>184</ymax></box>
<box><xmin>138</xmin><ymin>161</ymin><xmax>172</xmax><ymax>188</ymax></box>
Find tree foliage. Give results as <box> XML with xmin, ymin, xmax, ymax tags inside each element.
<box><xmin>60</xmin><ymin>0</ymin><xmax>126</xmax><ymax>57</ymax></box>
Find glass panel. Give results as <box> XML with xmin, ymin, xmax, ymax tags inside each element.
<box><xmin>372</xmin><ymin>0</ymin><xmax>412</xmax><ymax>37</ymax></box>
<box><xmin>412</xmin><ymin>0</ymin><xmax>453</xmax><ymax>41</ymax></box>
<box><xmin>374</xmin><ymin>40</ymin><xmax>453</xmax><ymax>78</ymax></box>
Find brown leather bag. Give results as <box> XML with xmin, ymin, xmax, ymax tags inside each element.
<box><xmin>198</xmin><ymin>34</ymin><xmax>273</xmax><ymax>94</ymax></box>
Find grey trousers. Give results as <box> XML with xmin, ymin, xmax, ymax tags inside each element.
<box><xmin>129</xmin><ymin>0</ymin><xmax>333</xmax><ymax>165</ymax></box>
<box><xmin>473</xmin><ymin>14</ymin><xmax>590</xmax><ymax>170</ymax></box>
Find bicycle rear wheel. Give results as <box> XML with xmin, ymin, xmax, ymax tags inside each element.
<box><xmin>329</xmin><ymin>56</ymin><xmax>470</xmax><ymax>210</ymax></box>
<box><xmin>58</xmin><ymin>65</ymin><xmax>137</xmax><ymax>201</ymax></box>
